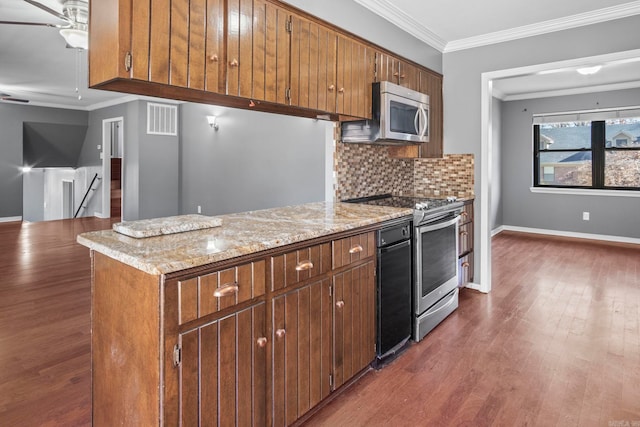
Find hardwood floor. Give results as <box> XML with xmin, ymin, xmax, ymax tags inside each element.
<box><xmin>304</xmin><ymin>231</ymin><xmax>640</xmax><ymax>426</ymax></box>
<box><xmin>1</xmin><ymin>222</ymin><xmax>638</xmax><ymax>426</ymax></box>
<box><xmin>0</xmin><ymin>217</ymin><xmax>114</xmax><ymax>427</ymax></box>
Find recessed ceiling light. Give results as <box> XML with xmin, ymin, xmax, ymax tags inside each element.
<box><xmin>577</xmin><ymin>65</ymin><xmax>602</xmax><ymax>75</ymax></box>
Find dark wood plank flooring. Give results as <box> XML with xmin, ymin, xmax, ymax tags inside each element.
<box><xmin>1</xmin><ymin>221</ymin><xmax>638</xmax><ymax>426</ymax></box>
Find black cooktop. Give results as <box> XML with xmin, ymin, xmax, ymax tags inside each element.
<box><xmin>343</xmin><ymin>194</ymin><xmax>461</xmax><ymax>211</ymax></box>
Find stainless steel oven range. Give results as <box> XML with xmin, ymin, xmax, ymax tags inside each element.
<box><xmin>343</xmin><ymin>194</ymin><xmax>463</xmax><ymax>345</ymax></box>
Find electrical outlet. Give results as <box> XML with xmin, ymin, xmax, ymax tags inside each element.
<box><xmin>583</xmin><ymin>212</ymin><xmax>590</xmax><ymax>221</ymax></box>
<box><xmin>197</xmin><ymin>205</ymin><xmax>202</xmax><ymax>214</ymax></box>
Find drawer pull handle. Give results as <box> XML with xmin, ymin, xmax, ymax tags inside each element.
<box><xmin>275</xmin><ymin>328</ymin><xmax>286</xmax><ymax>339</ymax></box>
<box><xmin>349</xmin><ymin>244</ymin><xmax>363</xmax><ymax>254</ymax></box>
<box><xmin>256</xmin><ymin>337</ymin><xmax>268</xmax><ymax>348</ymax></box>
<box><xmin>336</xmin><ymin>300</ymin><xmax>345</xmax><ymax>309</ymax></box>
<box><xmin>213</xmin><ymin>282</ymin><xmax>239</xmax><ymax>298</ymax></box>
<box><xmin>295</xmin><ymin>260</ymin><xmax>314</xmax><ymax>271</ymax></box>
<box><xmin>462</xmin><ymin>262</ymin><xmax>470</xmax><ymax>268</ymax></box>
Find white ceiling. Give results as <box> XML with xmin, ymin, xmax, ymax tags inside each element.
<box><xmin>1</xmin><ymin>0</ymin><xmax>640</xmax><ymax>109</ymax></box>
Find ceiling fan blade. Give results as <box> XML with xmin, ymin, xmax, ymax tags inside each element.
<box><xmin>23</xmin><ymin>0</ymin><xmax>73</xmax><ymax>25</ymax></box>
<box><xmin>0</xmin><ymin>20</ymin><xmax>60</xmax><ymax>28</ymax></box>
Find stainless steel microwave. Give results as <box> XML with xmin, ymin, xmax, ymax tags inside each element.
<box><xmin>341</xmin><ymin>81</ymin><xmax>430</xmax><ymax>145</ymax></box>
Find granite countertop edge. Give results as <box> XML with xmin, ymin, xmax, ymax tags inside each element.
<box><xmin>77</xmin><ymin>202</ymin><xmax>413</xmax><ymax>276</ymax></box>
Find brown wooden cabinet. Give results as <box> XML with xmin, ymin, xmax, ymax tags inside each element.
<box><xmin>332</xmin><ymin>260</ymin><xmax>376</xmax><ymax>390</ymax></box>
<box><xmin>458</xmin><ymin>199</ymin><xmax>474</xmax><ymax>286</ymax></box>
<box><xmin>89</xmin><ymin>0</ymin><xmax>438</xmax><ymax>128</ymax></box>
<box><xmin>179</xmin><ymin>302</ymin><xmax>267</xmax><ymax>426</ymax></box>
<box><xmin>271</xmin><ymin>278</ymin><xmax>332</xmax><ymax>425</ymax></box>
<box><xmin>375</xmin><ymin>52</ymin><xmax>420</xmax><ymax>91</ymax></box>
<box><xmin>336</xmin><ymin>35</ymin><xmax>374</xmax><ymax>119</ymax></box>
<box><xmin>91</xmin><ymin>227</ymin><xmax>378</xmax><ymax>426</ymax></box>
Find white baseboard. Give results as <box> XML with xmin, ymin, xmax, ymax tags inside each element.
<box><xmin>500</xmin><ymin>225</ymin><xmax>640</xmax><ymax>246</ymax></box>
<box><xmin>491</xmin><ymin>226</ymin><xmax>505</xmax><ymax>236</ymax></box>
<box><xmin>0</xmin><ymin>216</ymin><xmax>22</xmax><ymax>223</ymax></box>
<box><xmin>94</xmin><ymin>212</ymin><xmax>108</xmax><ymax>219</ymax></box>
<box><xmin>465</xmin><ymin>282</ymin><xmax>489</xmax><ymax>293</ymax></box>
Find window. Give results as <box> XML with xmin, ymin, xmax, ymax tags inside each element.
<box><xmin>533</xmin><ymin>114</ymin><xmax>640</xmax><ymax>190</ymax></box>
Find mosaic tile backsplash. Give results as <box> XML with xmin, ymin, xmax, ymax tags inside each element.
<box><xmin>334</xmin><ymin>143</ymin><xmax>474</xmax><ymax>201</ymax></box>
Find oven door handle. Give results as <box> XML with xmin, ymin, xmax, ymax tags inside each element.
<box><xmin>416</xmin><ymin>215</ymin><xmax>459</xmax><ymax>233</ymax></box>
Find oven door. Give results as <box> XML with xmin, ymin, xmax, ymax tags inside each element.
<box><xmin>380</xmin><ymin>91</ymin><xmax>429</xmax><ymax>143</ymax></box>
<box><xmin>414</xmin><ymin>214</ymin><xmax>459</xmax><ymax>315</ymax></box>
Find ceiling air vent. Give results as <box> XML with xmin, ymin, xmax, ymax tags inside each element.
<box><xmin>147</xmin><ymin>103</ymin><xmax>178</xmax><ymax>136</ymax></box>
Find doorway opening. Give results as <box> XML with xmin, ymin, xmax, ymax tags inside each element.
<box><xmin>62</xmin><ymin>180</ymin><xmax>74</xmax><ymax>219</ymax></box>
<box><xmin>102</xmin><ymin>117</ymin><xmax>124</xmax><ymax>219</ymax></box>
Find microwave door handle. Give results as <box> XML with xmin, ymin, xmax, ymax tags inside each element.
<box><xmin>414</xmin><ymin>108</ymin><xmax>421</xmax><ymax>135</ymax></box>
<box><xmin>419</xmin><ymin>105</ymin><xmax>428</xmax><ymax>138</ymax></box>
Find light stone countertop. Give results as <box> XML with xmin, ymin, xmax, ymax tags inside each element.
<box><xmin>77</xmin><ymin>201</ymin><xmax>413</xmax><ymax>275</ymax></box>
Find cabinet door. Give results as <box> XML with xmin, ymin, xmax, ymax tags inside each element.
<box><xmin>290</xmin><ymin>15</ymin><xmax>337</xmax><ymax>113</ymax></box>
<box><xmin>336</xmin><ymin>35</ymin><xmax>373</xmax><ymax>119</ymax></box>
<box><xmin>179</xmin><ymin>303</ymin><xmax>267</xmax><ymax>426</ymax></box>
<box><xmin>375</xmin><ymin>51</ymin><xmax>397</xmax><ymax>84</ymax></box>
<box><xmin>332</xmin><ymin>260</ymin><xmax>376</xmax><ymax>390</ymax></box>
<box><xmin>205</xmin><ymin>0</ymin><xmax>225</xmax><ymax>93</ymax></box>
<box><xmin>227</xmin><ymin>0</ymin><xmax>254</xmax><ymax>98</ymax></box>
<box><xmin>272</xmin><ymin>279</ymin><xmax>332</xmax><ymax>426</ymax></box>
<box><xmin>252</xmin><ymin>0</ymin><xmax>290</xmax><ymax>104</ymax></box>
<box><xmin>399</xmin><ymin>61</ymin><xmax>420</xmax><ymax>91</ymax></box>
<box><xmin>419</xmin><ymin>71</ymin><xmax>443</xmax><ymax>158</ymax></box>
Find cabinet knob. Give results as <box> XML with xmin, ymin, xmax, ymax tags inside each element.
<box><xmin>213</xmin><ymin>282</ymin><xmax>239</xmax><ymax>298</ymax></box>
<box><xmin>210</xmin><ymin>54</ymin><xmax>219</xmax><ymax>62</ymax></box>
<box><xmin>460</xmin><ymin>231</ymin><xmax>468</xmax><ymax>236</ymax></box>
<box><xmin>461</xmin><ymin>212</ymin><xmax>468</xmax><ymax>218</ymax></box>
<box><xmin>229</xmin><ymin>58</ymin><xmax>239</xmax><ymax>67</ymax></box>
<box><xmin>336</xmin><ymin>300</ymin><xmax>345</xmax><ymax>309</ymax></box>
<box><xmin>400</xmin><ymin>74</ymin><xmax>406</xmax><ymax>79</ymax></box>
<box><xmin>256</xmin><ymin>337</ymin><xmax>268</xmax><ymax>348</ymax></box>
<box><xmin>328</xmin><ymin>84</ymin><xmax>335</xmax><ymax>92</ymax></box>
<box><xmin>393</xmin><ymin>72</ymin><xmax>399</xmax><ymax>77</ymax></box>
<box><xmin>338</xmin><ymin>87</ymin><xmax>345</xmax><ymax>93</ymax></box>
<box><xmin>348</xmin><ymin>244</ymin><xmax>363</xmax><ymax>254</ymax></box>
<box><xmin>462</xmin><ymin>262</ymin><xmax>470</xmax><ymax>268</ymax></box>
<box><xmin>275</xmin><ymin>328</ymin><xmax>286</xmax><ymax>339</ymax></box>
<box><xmin>295</xmin><ymin>260</ymin><xmax>314</xmax><ymax>271</ymax></box>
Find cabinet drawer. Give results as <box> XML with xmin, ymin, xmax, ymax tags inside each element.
<box><xmin>271</xmin><ymin>243</ymin><xmax>331</xmax><ymax>291</ymax></box>
<box><xmin>178</xmin><ymin>260</ymin><xmax>266</xmax><ymax>324</ymax></box>
<box><xmin>458</xmin><ymin>252</ymin><xmax>474</xmax><ymax>286</ymax></box>
<box><xmin>332</xmin><ymin>232</ymin><xmax>375</xmax><ymax>269</ymax></box>
<box><xmin>460</xmin><ymin>201</ymin><xmax>473</xmax><ymax>225</ymax></box>
<box><xmin>458</xmin><ymin>222</ymin><xmax>473</xmax><ymax>256</ymax></box>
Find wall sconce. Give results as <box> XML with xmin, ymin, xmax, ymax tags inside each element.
<box><xmin>207</xmin><ymin>115</ymin><xmax>219</xmax><ymax>131</ymax></box>
<box><xmin>21</xmin><ymin>166</ymin><xmax>32</xmax><ymax>173</ymax></box>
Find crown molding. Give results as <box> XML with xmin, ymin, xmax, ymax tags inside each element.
<box><xmin>445</xmin><ymin>1</ymin><xmax>640</xmax><ymax>52</ymax></box>
<box><xmin>352</xmin><ymin>0</ymin><xmax>447</xmax><ymax>52</ymax></box>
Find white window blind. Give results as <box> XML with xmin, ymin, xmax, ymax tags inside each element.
<box><xmin>533</xmin><ymin>106</ymin><xmax>640</xmax><ymax>124</ymax></box>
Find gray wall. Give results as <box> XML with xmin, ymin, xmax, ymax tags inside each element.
<box><xmin>443</xmin><ymin>15</ymin><xmax>640</xmax><ymax>281</ymax></box>
<box><xmin>501</xmin><ymin>88</ymin><xmax>640</xmax><ymax>238</ymax></box>
<box><xmin>0</xmin><ymin>103</ymin><xmax>87</xmax><ymax>218</ymax></box>
<box><xmin>491</xmin><ymin>97</ymin><xmax>503</xmax><ymax>231</ymax></box>
<box><xmin>283</xmin><ymin>0</ymin><xmax>442</xmax><ymax>73</ymax></box>
<box><xmin>22</xmin><ymin>169</ymin><xmax>45</xmax><ymax>222</ymax></box>
<box><xmin>180</xmin><ymin>103</ymin><xmax>330</xmax><ymax>215</ymax></box>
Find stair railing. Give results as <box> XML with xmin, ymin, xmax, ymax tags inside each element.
<box><xmin>74</xmin><ymin>173</ymin><xmax>101</xmax><ymax>218</ymax></box>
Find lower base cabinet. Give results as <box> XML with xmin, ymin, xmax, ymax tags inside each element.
<box><xmin>92</xmin><ymin>230</ymin><xmax>376</xmax><ymax>427</ymax></box>
<box><xmin>272</xmin><ymin>279</ymin><xmax>332</xmax><ymax>425</ymax></box>
<box><xmin>179</xmin><ymin>303</ymin><xmax>268</xmax><ymax>426</ymax></box>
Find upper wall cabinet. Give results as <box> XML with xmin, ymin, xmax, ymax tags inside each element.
<box><xmin>89</xmin><ymin>0</ymin><xmax>437</xmax><ymax>126</ymax></box>
<box><xmin>289</xmin><ymin>15</ymin><xmax>337</xmax><ymax>114</ymax></box>
<box><xmin>336</xmin><ymin>35</ymin><xmax>374</xmax><ymax>120</ymax></box>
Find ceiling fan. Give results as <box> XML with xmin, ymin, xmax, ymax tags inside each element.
<box><xmin>0</xmin><ymin>0</ymin><xmax>88</xmax><ymax>50</ymax></box>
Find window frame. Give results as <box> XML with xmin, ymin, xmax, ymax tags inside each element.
<box><xmin>533</xmin><ymin>119</ymin><xmax>640</xmax><ymax>191</ymax></box>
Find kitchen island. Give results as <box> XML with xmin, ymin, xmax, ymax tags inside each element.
<box><xmin>78</xmin><ymin>201</ymin><xmax>412</xmax><ymax>426</ymax></box>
